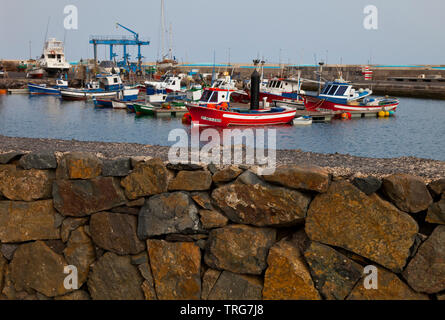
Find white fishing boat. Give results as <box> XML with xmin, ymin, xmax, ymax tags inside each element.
<box><xmin>293</xmin><ymin>116</ymin><xmax>312</xmax><ymax>125</ymax></box>
<box><xmin>38</xmin><ymin>38</ymin><xmax>71</xmax><ymax>74</ymax></box>
<box><xmin>61</xmin><ymin>74</ymin><xmax>123</xmax><ymax>101</ymax></box>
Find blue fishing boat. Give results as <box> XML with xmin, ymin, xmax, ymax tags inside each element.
<box><xmin>61</xmin><ymin>74</ymin><xmax>124</xmax><ymax>101</ymax></box>
<box><xmin>28</xmin><ymin>77</ymin><xmax>68</xmax><ymax>95</ymax></box>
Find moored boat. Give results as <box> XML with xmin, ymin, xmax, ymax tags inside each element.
<box><xmin>133</xmin><ymin>103</ymin><xmax>157</xmax><ymax>116</ymax></box>
<box><xmin>186</xmin><ymin>87</ymin><xmax>296</xmax><ymax>127</ymax></box>
<box><xmin>61</xmin><ymin>74</ymin><xmax>123</xmax><ymax>101</ymax></box>
<box><xmin>303</xmin><ymin>80</ymin><xmax>399</xmax><ymax>112</ymax></box>
<box><xmin>28</xmin><ymin>76</ymin><xmax>68</xmax><ymax>95</ymax></box>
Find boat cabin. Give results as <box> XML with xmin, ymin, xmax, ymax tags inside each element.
<box><xmin>319</xmin><ymin>81</ymin><xmax>372</xmax><ymax>103</ymax></box>
<box><xmin>145</xmin><ymin>76</ymin><xmax>181</xmax><ymax>95</ymax></box>
<box><xmin>264</xmin><ymin>78</ymin><xmax>301</xmax><ymax>94</ymax></box>
<box><xmin>211</xmin><ymin>75</ymin><xmax>237</xmax><ymax>90</ymax></box>
<box><xmin>96</xmin><ymin>74</ymin><xmax>123</xmax><ymax>91</ymax></box>
<box><xmin>198</xmin><ymin>88</ymin><xmax>233</xmax><ymax>105</ymax></box>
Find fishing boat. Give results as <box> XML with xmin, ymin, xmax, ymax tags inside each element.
<box><xmin>28</xmin><ymin>77</ymin><xmax>68</xmax><ymax>95</ymax></box>
<box><xmin>61</xmin><ymin>74</ymin><xmax>124</xmax><ymax>101</ymax></box>
<box><xmin>26</xmin><ymin>67</ymin><xmax>45</xmax><ymax>79</ymax></box>
<box><xmin>38</xmin><ymin>38</ymin><xmax>71</xmax><ymax>74</ymax></box>
<box><xmin>303</xmin><ymin>80</ymin><xmax>399</xmax><ymax>112</ymax></box>
<box><xmin>133</xmin><ymin>102</ymin><xmax>157</xmax><ymax>116</ymax></box>
<box><xmin>145</xmin><ymin>75</ymin><xmax>181</xmax><ymax>95</ymax></box>
<box><xmin>186</xmin><ymin>88</ymin><xmax>296</xmax><ymax>127</ymax></box>
<box><xmin>293</xmin><ymin>116</ymin><xmax>312</xmax><ymax>125</ymax></box>
<box><xmin>94</xmin><ymin>88</ymin><xmax>140</xmax><ymax>108</ymax></box>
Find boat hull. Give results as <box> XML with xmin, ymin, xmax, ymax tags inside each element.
<box><xmin>134</xmin><ymin>103</ymin><xmax>156</xmax><ymax>116</ymax></box>
<box><xmin>61</xmin><ymin>90</ymin><xmax>118</xmax><ymax>101</ymax></box>
<box><xmin>303</xmin><ymin>95</ymin><xmax>399</xmax><ymax>112</ymax></box>
<box><xmin>28</xmin><ymin>83</ymin><xmax>60</xmax><ymax>95</ymax></box>
<box><xmin>186</xmin><ymin>104</ymin><xmax>296</xmax><ymax>127</ymax></box>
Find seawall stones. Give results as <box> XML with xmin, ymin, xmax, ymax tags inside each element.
<box><xmin>306</xmin><ymin>181</ymin><xmax>418</xmax><ymax>272</ymax></box>
<box><xmin>204</xmin><ymin>225</ymin><xmax>276</xmax><ymax>275</ymax></box>
<box><xmin>53</xmin><ymin>177</ymin><xmax>127</xmax><ymax>217</ymax></box>
<box><xmin>138</xmin><ymin>192</ymin><xmax>201</xmax><ymax>239</ymax></box>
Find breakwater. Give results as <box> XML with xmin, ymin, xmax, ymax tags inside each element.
<box><xmin>0</xmin><ymin>150</ymin><xmax>444</xmax><ymax>300</ymax></box>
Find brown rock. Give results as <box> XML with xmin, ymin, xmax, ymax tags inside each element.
<box><xmin>61</xmin><ymin>217</ymin><xmax>89</xmax><ymax>242</ymax></box>
<box><xmin>201</xmin><ymin>269</ymin><xmax>221</xmax><ymax>300</ymax></box>
<box><xmin>87</xmin><ymin>252</ymin><xmax>144</xmax><ymax>300</ymax></box>
<box><xmin>0</xmin><ymin>200</ymin><xmax>60</xmax><ymax>243</ymax></box>
<box><xmin>63</xmin><ymin>226</ymin><xmax>95</xmax><ymax>286</ymax></box>
<box><xmin>438</xmin><ymin>293</ymin><xmax>445</xmax><ymax>300</ymax></box>
<box><xmin>191</xmin><ymin>192</ymin><xmax>213</xmax><ymax>210</ymax></box>
<box><xmin>168</xmin><ymin>170</ymin><xmax>212</xmax><ymax>191</ymax></box>
<box><xmin>0</xmin><ymin>255</ymin><xmax>6</xmax><ymax>291</ymax></box>
<box><xmin>55</xmin><ymin>290</ymin><xmax>90</xmax><ymax>300</ymax></box>
<box><xmin>211</xmin><ymin>182</ymin><xmax>311</xmax><ymax>227</ymax></box>
<box><xmin>204</xmin><ymin>225</ymin><xmax>276</xmax><ymax>275</ymax></box>
<box><xmin>138</xmin><ymin>192</ymin><xmax>200</xmax><ymax>239</ymax></box>
<box><xmin>263</xmin><ymin>240</ymin><xmax>321</xmax><ymax>300</ymax></box>
<box><xmin>306</xmin><ymin>181</ymin><xmax>418</xmax><ymax>272</ymax></box>
<box><xmin>199</xmin><ymin>210</ymin><xmax>228</xmax><ymax>229</ymax></box>
<box><xmin>348</xmin><ymin>266</ymin><xmax>429</xmax><ymax>300</ymax></box>
<box><xmin>56</xmin><ymin>152</ymin><xmax>102</xmax><ymax>180</ymax></box>
<box><xmin>403</xmin><ymin>225</ymin><xmax>445</xmax><ymax>294</ymax></box>
<box><xmin>212</xmin><ymin>166</ymin><xmax>243</xmax><ymax>183</ymax></box>
<box><xmin>126</xmin><ymin>198</ymin><xmax>145</xmax><ymax>207</ymax></box>
<box><xmin>0</xmin><ymin>165</ymin><xmax>54</xmax><ymax>201</ymax></box>
<box><xmin>304</xmin><ymin>242</ymin><xmax>363</xmax><ymax>300</ymax></box>
<box><xmin>138</xmin><ymin>262</ymin><xmax>157</xmax><ymax>300</ymax></box>
<box><xmin>207</xmin><ymin>271</ymin><xmax>263</xmax><ymax>300</ymax></box>
<box><xmin>1</xmin><ymin>244</ymin><xmax>18</xmax><ymax>261</ymax></box>
<box><xmin>90</xmin><ymin>212</ymin><xmax>145</xmax><ymax>255</ymax></box>
<box><xmin>262</xmin><ymin>165</ymin><xmax>330</xmax><ymax>193</ymax></box>
<box><xmin>382</xmin><ymin>174</ymin><xmax>433</xmax><ymax>213</ymax></box>
<box><xmin>120</xmin><ymin>159</ymin><xmax>169</xmax><ymax>200</ymax></box>
<box><xmin>148</xmin><ymin>240</ymin><xmax>201</xmax><ymax>300</ymax></box>
<box><xmin>426</xmin><ymin>196</ymin><xmax>445</xmax><ymax>225</ymax></box>
<box><xmin>53</xmin><ymin>177</ymin><xmax>127</xmax><ymax>217</ymax></box>
<box><xmin>428</xmin><ymin>178</ymin><xmax>445</xmax><ymax>199</ymax></box>
<box><xmin>10</xmin><ymin>241</ymin><xmax>72</xmax><ymax>297</ymax></box>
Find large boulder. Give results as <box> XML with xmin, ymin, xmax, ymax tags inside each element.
<box><xmin>348</xmin><ymin>266</ymin><xmax>428</xmax><ymax>300</ymax></box>
<box><xmin>10</xmin><ymin>241</ymin><xmax>72</xmax><ymax>297</ymax></box>
<box><xmin>263</xmin><ymin>240</ymin><xmax>321</xmax><ymax>300</ymax></box>
<box><xmin>303</xmin><ymin>242</ymin><xmax>362</xmax><ymax>300</ymax></box>
<box><xmin>148</xmin><ymin>240</ymin><xmax>201</xmax><ymax>300</ymax></box>
<box><xmin>19</xmin><ymin>152</ymin><xmax>57</xmax><ymax>170</ymax></box>
<box><xmin>211</xmin><ymin>182</ymin><xmax>311</xmax><ymax>227</ymax></box>
<box><xmin>0</xmin><ymin>200</ymin><xmax>60</xmax><ymax>243</ymax></box>
<box><xmin>204</xmin><ymin>225</ymin><xmax>276</xmax><ymax>275</ymax></box>
<box><xmin>168</xmin><ymin>170</ymin><xmax>213</xmax><ymax>191</ymax></box>
<box><xmin>382</xmin><ymin>174</ymin><xmax>433</xmax><ymax>213</ymax></box>
<box><xmin>56</xmin><ymin>152</ymin><xmax>102</xmax><ymax>180</ymax></box>
<box><xmin>403</xmin><ymin>225</ymin><xmax>445</xmax><ymax>294</ymax></box>
<box><xmin>90</xmin><ymin>212</ymin><xmax>145</xmax><ymax>255</ymax></box>
<box><xmin>261</xmin><ymin>165</ymin><xmax>330</xmax><ymax>193</ymax></box>
<box><xmin>0</xmin><ymin>165</ymin><xmax>54</xmax><ymax>201</ymax></box>
<box><xmin>306</xmin><ymin>181</ymin><xmax>418</xmax><ymax>272</ymax></box>
<box><xmin>426</xmin><ymin>196</ymin><xmax>445</xmax><ymax>225</ymax></box>
<box><xmin>53</xmin><ymin>177</ymin><xmax>127</xmax><ymax>217</ymax></box>
<box><xmin>87</xmin><ymin>252</ymin><xmax>144</xmax><ymax>300</ymax></box>
<box><xmin>120</xmin><ymin>159</ymin><xmax>169</xmax><ymax>200</ymax></box>
<box><xmin>138</xmin><ymin>192</ymin><xmax>200</xmax><ymax>239</ymax></box>
<box><xmin>63</xmin><ymin>226</ymin><xmax>95</xmax><ymax>286</ymax></box>
<box><xmin>207</xmin><ymin>271</ymin><xmax>263</xmax><ymax>300</ymax></box>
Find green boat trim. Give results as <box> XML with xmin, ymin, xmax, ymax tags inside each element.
<box><xmin>133</xmin><ymin>103</ymin><xmax>156</xmax><ymax>116</ymax></box>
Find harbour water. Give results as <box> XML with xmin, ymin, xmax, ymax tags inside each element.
<box><xmin>0</xmin><ymin>94</ymin><xmax>444</xmax><ymax>161</ymax></box>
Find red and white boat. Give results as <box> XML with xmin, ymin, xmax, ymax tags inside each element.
<box><xmin>303</xmin><ymin>80</ymin><xmax>399</xmax><ymax>112</ymax></box>
<box><xmin>186</xmin><ymin>88</ymin><xmax>296</xmax><ymax>127</ymax></box>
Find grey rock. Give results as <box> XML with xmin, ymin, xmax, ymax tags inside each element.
<box><xmin>0</xmin><ymin>152</ymin><xmax>23</xmax><ymax>164</ymax></box>
<box><xmin>138</xmin><ymin>192</ymin><xmax>201</xmax><ymax>239</ymax></box>
<box><xmin>102</xmin><ymin>157</ymin><xmax>131</xmax><ymax>177</ymax></box>
<box><xmin>352</xmin><ymin>176</ymin><xmax>382</xmax><ymax>195</ymax></box>
<box><xmin>19</xmin><ymin>152</ymin><xmax>57</xmax><ymax>170</ymax></box>
<box><xmin>207</xmin><ymin>271</ymin><xmax>263</xmax><ymax>300</ymax></box>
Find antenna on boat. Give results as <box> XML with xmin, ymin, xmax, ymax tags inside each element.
<box><xmin>318</xmin><ymin>61</ymin><xmax>324</xmax><ymax>94</ymax></box>
<box><xmin>42</xmin><ymin>17</ymin><xmax>51</xmax><ymax>52</ymax></box>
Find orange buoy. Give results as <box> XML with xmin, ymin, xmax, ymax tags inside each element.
<box><xmin>0</xmin><ymin>89</ymin><xmax>7</xmax><ymax>95</ymax></box>
<box><xmin>182</xmin><ymin>112</ymin><xmax>192</xmax><ymax>124</ymax></box>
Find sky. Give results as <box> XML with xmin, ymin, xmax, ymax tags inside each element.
<box><xmin>0</xmin><ymin>0</ymin><xmax>444</xmax><ymax>65</ymax></box>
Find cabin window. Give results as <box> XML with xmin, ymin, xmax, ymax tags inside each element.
<box><xmin>201</xmin><ymin>90</ymin><xmax>212</xmax><ymax>102</ymax></box>
<box><xmin>321</xmin><ymin>85</ymin><xmax>331</xmax><ymax>94</ymax></box>
<box><xmin>172</xmin><ymin>81</ymin><xmax>176</xmax><ymax>85</ymax></box>
<box><xmin>327</xmin><ymin>85</ymin><xmax>338</xmax><ymax>95</ymax></box>
<box><xmin>335</xmin><ymin>86</ymin><xmax>348</xmax><ymax>96</ymax></box>
<box><xmin>210</xmin><ymin>92</ymin><xmax>218</xmax><ymax>102</ymax></box>
<box><xmin>114</xmin><ymin>78</ymin><xmax>118</xmax><ymax>83</ymax></box>
<box><xmin>48</xmin><ymin>54</ymin><xmax>56</xmax><ymax>59</ymax></box>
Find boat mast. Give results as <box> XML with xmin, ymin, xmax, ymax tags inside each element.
<box><xmin>160</xmin><ymin>0</ymin><xmax>166</xmax><ymax>60</ymax></box>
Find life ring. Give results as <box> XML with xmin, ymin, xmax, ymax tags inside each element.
<box><xmin>50</xmin><ymin>50</ymin><xmax>55</xmax><ymax>55</ymax></box>
<box><xmin>182</xmin><ymin>112</ymin><xmax>191</xmax><ymax>124</ymax></box>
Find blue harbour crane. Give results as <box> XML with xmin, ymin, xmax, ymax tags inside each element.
<box><xmin>89</xmin><ymin>23</ymin><xmax>150</xmax><ymax>73</ymax></box>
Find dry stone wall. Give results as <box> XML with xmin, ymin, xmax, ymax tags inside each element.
<box><xmin>0</xmin><ymin>151</ymin><xmax>444</xmax><ymax>300</ymax></box>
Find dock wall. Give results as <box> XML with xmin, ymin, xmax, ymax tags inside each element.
<box><xmin>0</xmin><ymin>151</ymin><xmax>444</xmax><ymax>300</ymax></box>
